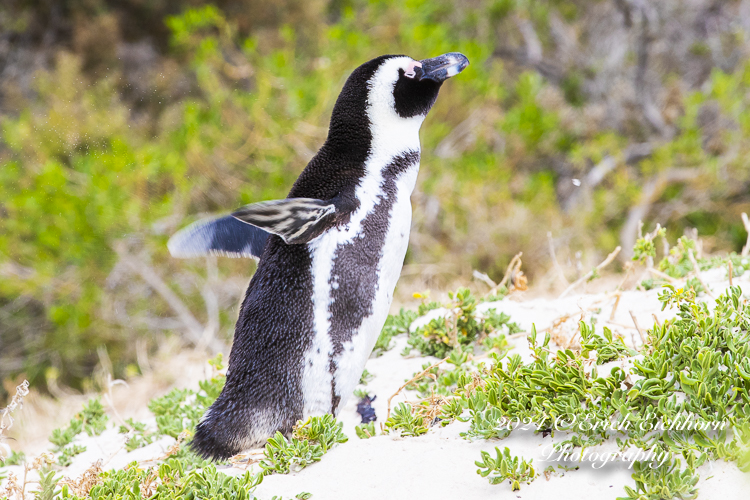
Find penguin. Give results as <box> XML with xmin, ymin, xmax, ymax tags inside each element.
<box><xmin>168</xmin><ymin>52</ymin><xmax>469</xmax><ymax>460</ymax></box>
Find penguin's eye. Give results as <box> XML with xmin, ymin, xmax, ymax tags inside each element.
<box><xmin>402</xmin><ymin>60</ymin><xmax>422</xmax><ymax>79</ymax></box>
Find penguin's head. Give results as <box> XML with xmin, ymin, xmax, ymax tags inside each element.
<box><xmin>326</xmin><ymin>53</ymin><xmax>469</xmax><ymax>155</ymax></box>
<box><xmin>371</xmin><ymin>52</ymin><xmax>470</xmax><ymax>119</ymax></box>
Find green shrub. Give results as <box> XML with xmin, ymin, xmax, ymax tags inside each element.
<box><xmin>260</xmin><ymin>415</ymin><xmax>348</xmax><ymax>475</ymax></box>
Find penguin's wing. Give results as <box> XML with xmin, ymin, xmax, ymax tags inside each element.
<box><xmin>231</xmin><ymin>197</ymin><xmax>343</xmax><ymax>244</ymax></box>
<box><xmin>167</xmin><ymin>215</ymin><xmax>270</xmax><ymax>259</ymax></box>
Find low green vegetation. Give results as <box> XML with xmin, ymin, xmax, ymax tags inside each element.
<box><xmin>59</xmin><ymin>460</ymin><xmax>262</xmax><ymax>500</ymax></box>
<box><xmin>622</xmin><ymin>459</ymin><xmax>700</xmax><ymax>500</ymax></box>
<box><xmin>385</xmin><ymin>403</ymin><xmax>429</xmax><ymax>438</ymax></box>
<box><xmin>405</xmin><ymin>358</ymin><xmax>473</xmax><ymax>399</ymax></box>
<box><xmin>403</xmin><ymin>288</ymin><xmax>519</xmax><ymax>358</ymax></box>
<box><xmin>50</xmin><ymin>398</ymin><xmax>108</xmax><ymax>450</ymax></box>
<box><xmin>354</xmin><ymin>422</ymin><xmax>377</xmax><ymax>440</ymax></box>
<box><xmin>47</xmin><ymin>398</ymin><xmax>109</xmax><ymax>466</ymax></box>
<box><xmin>460</xmin><ymin>285</ymin><xmax>750</xmax><ymax>496</ymax></box>
<box><xmin>374</xmin><ymin>287</ymin><xmax>518</xmax><ymax>360</ymax></box>
<box><xmin>375</xmin><ymin>248</ymin><xmax>750</xmax><ymax>497</ymax></box>
<box><xmin>633</xmin><ymin>229</ymin><xmax>749</xmax><ymax>292</ymax></box>
<box><xmin>0</xmin><ymin>354</ymin><xmax>349</xmax><ymax>499</ymax></box>
<box><xmin>357</xmin><ymin>369</ymin><xmax>374</xmax><ymax>385</ymax></box>
<box><xmin>579</xmin><ymin>322</ymin><xmax>636</xmax><ymax>364</ymax></box>
<box><xmin>148</xmin><ymin>354</ymin><xmax>225</xmax><ymax>440</ymax></box>
<box><xmin>56</xmin><ymin>446</ymin><xmax>86</xmax><ymax>468</ymax></box>
<box><xmin>260</xmin><ymin>415</ymin><xmax>347</xmax><ymax>475</ymax></box>
<box><xmin>381</xmin><ymin>286</ymin><xmax>517</xmax><ymax>437</ymax></box>
<box><xmin>0</xmin><ymin>452</ymin><xmax>24</xmax><ymax>467</ymax></box>
<box><xmin>118</xmin><ymin>419</ymin><xmax>155</xmax><ymax>452</ymax></box>
<box><xmin>4</xmin><ymin>240</ymin><xmax>750</xmax><ymax>496</ymax></box>
<box><xmin>475</xmin><ymin>447</ymin><xmax>536</xmax><ymax>490</ymax></box>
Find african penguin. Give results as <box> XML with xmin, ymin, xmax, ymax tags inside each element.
<box><xmin>168</xmin><ymin>52</ymin><xmax>469</xmax><ymax>460</ymax></box>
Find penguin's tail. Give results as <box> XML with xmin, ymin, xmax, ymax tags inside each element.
<box><xmin>190</xmin><ymin>395</ymin><xmax>259</xmax><ymax>460</ymax></box>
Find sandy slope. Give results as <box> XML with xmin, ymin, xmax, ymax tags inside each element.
<box><xmin>3</xmin><ymin>268</ymin><xmax>750</xmax><ymax>499</ymax></box>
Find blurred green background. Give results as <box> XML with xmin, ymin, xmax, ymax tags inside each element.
<box><xmin>2</xmin><ymin>0</ymin><xmax>750</xmax><ymax>401</ymax></box>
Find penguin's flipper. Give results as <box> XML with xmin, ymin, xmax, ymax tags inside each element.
<box><xmin>168</xmin><ymin>215</ymin><xmax>270</xmax><ymax>259</ymax></box>
<box><xmin>231</xmin><ymin>197</ymin><xmax>340</xmax><ymax>244</ymax></box>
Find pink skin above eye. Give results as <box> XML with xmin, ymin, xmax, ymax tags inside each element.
<box><xmin>404</xmin><ymin>60</ymin><xmax>422</xmax><ymax>79</ymax></box>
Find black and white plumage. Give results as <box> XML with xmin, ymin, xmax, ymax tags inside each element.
<box><xmin>168</xmin><ymin>52</ymin><xmax>469</xmax><ymax>460</ymax></box>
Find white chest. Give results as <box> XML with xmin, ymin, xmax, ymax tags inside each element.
<box><xmin>301</xmin><ymin>155</ymin><xmax>420</xmax><ymax>416</ymax></box>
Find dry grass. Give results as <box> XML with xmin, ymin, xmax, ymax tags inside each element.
<box><xmin>0</xmin><ymin>452</ymin><xmax>54</xmax><ymax>500</ymax></box>
<box><xmin>1</xmin><ymin>380</ymin><xmax>29</xmax><ymax>458</ymax></box>
<box><xmin>59</xmin><ymin>460</ymin><xmax>104</xmax><ymax>498</ymax></box>
<box><xmin>386</xmin><ymin>357</ymin><xmax>449</xmax><ymax>422</ymax></box>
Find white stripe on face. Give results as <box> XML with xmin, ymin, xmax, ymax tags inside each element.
<box><xmin>366</xmin><ymin>56</ymin><xmax>426</xmax><ymax>162</ymax></box>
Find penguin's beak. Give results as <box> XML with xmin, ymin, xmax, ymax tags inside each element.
<box><xmin>416</xmin><ymin>53</ymin><xmax>470</xmax><ymax>83</ymax></box>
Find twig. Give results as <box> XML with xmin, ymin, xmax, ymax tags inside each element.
<box><xmin>609</xmin><ymin>293</ymin><xmax>622</xmax><ymax>322</ymax></box>
<box><xmin>566</xmin><ymin>310</ymin><xmax>586</xmax><ymax>349</ymax></box>
<box><xmin>629</xmin><ymin>310</ymin><xmax>646</xmax><ymax>345</ymax></box>
<box><xmin>406</xmin><ymin>392</ymin><xmax>453</xmax><ymax>424</ymax></box>
<box><xmin>563</xmin><ymin>156</ymin><xmax>617</xmax><ymax>212</ymax></box>
<box><xmin>228</xmin><ymin>449</ymin><xmax>265</xmax><ymax>470</ymax></box>
<box><xmin>103</xmin><ymin>374</ymin><xmax>131</xmax><ymax>431</ymax></box>
<box><xmin>652</xmin><ymin>313</ymin><xmax>661</xmax><ymax>329</ymax></box>
<box><xmin>547</xmin><ymin>232</ymin><xmax>569</xmax><ymax>286</ymax></box>
<box><xmin>661</xmin><ymin>230</ymin><xmax>670</xmax><ymax>258</ymax></box>
<box><xmin>647</xmin><ymin>267</ymin><xmax>677</xmax><ymax>283</ymax></box>
<box><xmin>386</xmin><ymin>357</ymin><xmax>448</xmax><ymax>422</ymax></box>
<box><xmin>603</xmin><ymin>320</ymin><xmax>637</xmax><ymax>330</ymax></box>
<box><xmin>616</xmin><ymin>261</ymin><xmax>635</xmax><ymax>291</ymax></box>
<box><xmin>113</xmin><ymin>242</ymin><xmax>227</xmax><ymax>354</ymax></box>
<box><xmin>559</xmin><ymin>247</ymin><xmax>622</xmax><ymax>298</ymax></box>
<box><xmin>687</xmin><ymin>248</ymin><xmax>715</xmax><ymax>299</ymax></box>
<box><xmin>742</xmin><ymin>212</ymin><xmax>750</xmax><ymax>257</ymax></box>
<box><xmin>487</xmin><ymin>252</ymin><xmax>523</xmax><ymax>296</ymax></box>
<box><xmin>435</xmin><ymin>108</ymin><xmax>487</xmax><ymax>159</ymax></box>
<box><xmin>472</xmin><ymin>270</ymin><xmax>497</xmax><ymax>289</ymax></box>
<box><xmin>501</xmin><ymin>252</ymin><xmax>523</xmax><ymax>289</ymax></box>
<box><xmin>729</xmin><ymin>260</ymin><xmax>734</xmax><ymax>287</ymax></box>
<box><xmin>620</xmin><ymin>170</ymin><xmax>702</xmax><ymax>260</ymax></box>
<box><xmin>508</xmin><ymin>299</ymin><xmax>614</xmax><ymax>340</ymax></box>
<box><xmin>140</xmin><ymin>430</ymin><xmax>191</xmax><ymax>465</ymax></box>
<box><xmin>509</xmin><ymin>330</ymin><xmax>532</xmax><ymax>339</ymax></box>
